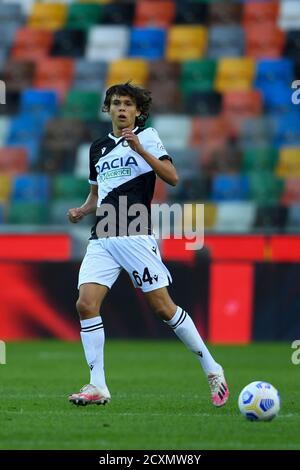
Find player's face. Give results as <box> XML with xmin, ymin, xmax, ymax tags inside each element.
<box><xmin>109</xmin><ymin>94</ymin><xmax>141</xmax><ymax>130</ymax></box>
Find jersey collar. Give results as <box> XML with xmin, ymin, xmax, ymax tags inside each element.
<box><xmin>108</xmin><ymin>126</ymin><xmax>139</xmax><ymax>143</ymax></box>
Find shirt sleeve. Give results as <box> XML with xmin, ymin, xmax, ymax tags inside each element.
<box><xmin>88</xmin><ymin>142</ymin><xmax>98</xmax><ymax>185</ymax></box>
<box><xmin>143</xmin><ymin>127</ymin><xmax>173</xmax><ymax>163</ymax></box>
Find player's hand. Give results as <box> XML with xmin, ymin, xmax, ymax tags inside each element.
<box><xmin>67</xmin><ymin>207</ymin><xmax>86</xmax><ymax>223</ymax></box>
<box><xmin>122</xmin><ymin>128</ymin><xmax>144</xmax><ymax>154</ymax></box>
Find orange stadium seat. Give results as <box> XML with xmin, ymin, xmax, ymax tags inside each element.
<box><xmin>106</xmin><ymin>59</ymin><xmax>149</xmax><ymax>88</ymax></box>
<box><xmin>188</xmin><ymin>116</ymin><xmax>229</xmax><ymax>148</ymax></box>
<box><xmin>222</xmin><ymin>90</ymin><xmax>263</xmax><ymax>135</ymax></box>
<box><xmin>166</xmin><ymin>26</ymin><xmax>207</xmax><ymax>61</ymax></box>
<box><xmin>134</xmin><ymin>0</ymin><xmax>175</xmax><ymax>28</ymax></box>
<box><xmin>276</xmin><ymin>147</ymin><xmax>300</xmax><ymax>178</ymax></box>
<box><xmin>28</xmin><ymin>3</ymin><xmax>67</xmax><ymax>30</ymax></box>
<box><xmin>243</xmin><ymin>1</ymin><xmax>279</xmax><ymax>28</ymax></box>
<box><xmin>215</xmin><ymin>58</ymin><xmax>255</xmax><ymax>92</ymax></box>
<box><xmin>282</xmin><ymin>178</ymin><xmax>300</xmax><ymax>205</ymax></box>
<box><xmin>245</xmin><ymin>25</ymin><xmax>286</xmax><ymax>59</ymax></box>
<box><xmin>11</xmin><ymin>28</ymin><xmax>53</xmax><ymax>61</ymax></box>
<box><xmin>0</xmin><ymin>148</ymin><xmax>28</xmax><ymax>174</ymax></box>
<box><xmin>34</xmin><ymin>58</ymin><xmax>74</xmax><ymax>101</ymax></box>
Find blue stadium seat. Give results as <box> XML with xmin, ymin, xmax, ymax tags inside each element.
<box><xmin>255</xmin><ymin>58</ymin><xmax>294</xmax><ymax>87</ymax></box>
<box><xmin>129</xmin><ymin>28</ymin><xmax>166</xmax><ymax>59</ymax></box>
<box><xmin>6</xmin><ymin>115</ymin><xmax>45</xmax><ymax>164</ymax></box>
<box><xmin>20</xmin><ymin>89</ymin><xmax>58</xmax><ymax>120</ymax></box>
<box><xmin>11</xmin><ymin>174</ymin><xmax>50</xmax><ymax>203</ymax></box>
<box><xmin>273</xmin><ymin>112</ymin><xmax>300</xmax><ymax>147</ymax></box>
<box><xmin>261</xmin><ymin>84</ymin><xmax>295</xmax><ymax>114</ymax></box>
<box><xmin>211</xmin><ymin>174</ymin><xmax>249</xmax><ymax>202</ymax></box>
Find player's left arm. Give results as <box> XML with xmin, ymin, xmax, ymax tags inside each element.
<box><xmin>122</xmin><ymin>128</ymin><xmax>179</xmax><ymax>186</ymax></box>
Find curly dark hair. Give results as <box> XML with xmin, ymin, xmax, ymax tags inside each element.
<box><xmin>102</xmin><ymin>82</ymin><xmax>152</xmax><ymax>127</ymax></box>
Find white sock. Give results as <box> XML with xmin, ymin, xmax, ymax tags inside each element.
<box><xmin>80</xmin><ymin>316</ymin><xmax>107</xmax><ymax>390</ymax></box>
<box><xmin>165</xmin><ymin>306</ymin><xmax>222</xmax><ymax>375</ymax></box>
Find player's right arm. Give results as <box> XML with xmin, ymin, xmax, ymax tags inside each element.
<box><xmin>67</xmin><ymin>184</ymin><xmax>98</xmax><ymax>223</ymax></box>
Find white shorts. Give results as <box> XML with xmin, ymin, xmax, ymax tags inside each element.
<box><xmin>78</xmin><ymin>235</ymin><xmax>172</xmax><ymax>293</ymax></box>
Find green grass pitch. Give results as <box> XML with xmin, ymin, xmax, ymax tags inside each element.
<box><xmin>0</xmin><ymin>341</ymin><xmax>299</xmax><ymax>450</ymax></box>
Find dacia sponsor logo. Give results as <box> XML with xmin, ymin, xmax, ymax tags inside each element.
<box><xmin>96</xmin><ymin>156</ymin><xmax>138</xmax><ymax>174</ymax></box>
<box><xmin>100</xmin><ymin>168</ymin><xmax>131</xmax><ymax>182</ymax></box>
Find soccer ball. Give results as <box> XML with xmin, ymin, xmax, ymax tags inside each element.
<box><xmin>238</xmin><ymin>381</ymin><xmax>280</xmax><ymax>421</ymax></box>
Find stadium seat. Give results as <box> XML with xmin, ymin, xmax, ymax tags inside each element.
<box><xmin>255</xmin><ymin>58</ymin><xmax>294</xmax><ymax>88</ymax></box>
<box><xmin>148</xmin><ymin>59</ymin><xmax>180</xmax><ymax>83</ymax></box>
<box><xmin>174</xmin><ymin>1</ymin><xmax>208</xmax><ymax>24</ymax></box>
<box><xmin>86</xmin><ymin>26</ymin><xmax>129</xmax><ymax>61</ymax></box>
<box><xmin>51</xmin><ymin>29</ymin><xmax>87</xmax><ymax>57</ymax></box>
<box><xmin>180</xmin><ymin>59</ymin><xmax>217</xmax><ymax>96</ymax></box>
<box><xmin>249</xmin><ymin>172</ymin><xmax>284</xmax><ymax>204</ymax></box>
<box><xmin>184</xmin><ymin>91</ymin><xmax>222</xmax><ymax>116</ymax></box>
<box><xmin>243</xmin><ymin>1</ymin><xmax>279</xmax><ymax>28</ymax></box>
<box><xmin>207</xmin><ymin>25</ymin><xmax>245</xmax><ymax>58</ymax></box>
<box><xmin>34</xmin><ymin>58</ymin><xmax>74</xmax><ymax>101</ymax></box>
<box><xmin>169</xmin><ymin>175</ymin><xmax>210</xmax><ymax>204</ymax></box>
<box><xmin>276</xmin><ymin>147</ymin><xmax>300</xmax><ymax>177</ymax></box>
<box><xmin>165</xmin><ymin>148</ymin><xmax>200</xmax><ymax>175</ymax></box>
<box><xmin>273</xmin><ymin>112</ymin><xmax>300</xmax><ymax>147</ymax></box>
<box><xmin>73</xmin><ymin>60</ymin><xmax>107</xmax><ymax>92</ymax></box>
<box><xmin>0</xmin><ymin>117</ymin><xmax>10</xmax><ymax>147</ymax></box>
<box><xmin>0</xmin><ymin>90</ymin><xmax>20</xmax><ymax>116</ymax></box>
<box><xmin>284</xmin><ymin>31</ymin><xmax>300</xmax><ymax>61</ymax></box>
<box><xmin>211</xmin><ymin>174</ymin><xmax>249</xmax><ymax>202</ymax></box>
<box><xmin>106</xmin><ymin>59</ymin><xmax>149</xmax><ymax>88</ymax></box>
<box><xmin>208</xmin><ymin>1</ymin><xmax>242</xmax><ymax>25</ymax></box>
<box><xmin>0</xmin><ymin>175</ymin><xmax>12</xmax><ymax>203</ymax></box>
<box><xmin>188</xmin><ymin>116</ymin><xmax>229</xmax><ymax>148</ymax></box>
<box><xmin>222</xmin><ymin>90</ymin><xmax>262</xmax><ymax>135</ymax></box>
<box><xmin>215</xmin><ymin>201</ymin><xmax>256</xmax><ymax>233</ymax></box>
<box><xmin>0</xmin><ymin>22</ymin><xmax>20</xmax><ymax>52</ymax></box>
<box><xmin>254</xmin><ymin>205</ymin><xmax>287</xmax><ymax>231</ymax></box>
<box><xmin>11</xmin><ymin>28</ymin><xmax>53</xmax><ymax>61</ymax></box>
<box><xmin>3</xmin><ymin>0</ymin><xmax>34</xmax><ymax>15</ymax></box>
<box><xmin>0</xmin><ymin>2</ymin><xmax>23</xmax><ymax>25</ymax></box>
<box><xmin>148</xmin><ymin>80</ymin><xmax>182</xmax><ymax>113</ymax></box>
<box><xmin>152</xmin><ymin>115</ymin><xmax>191</xmax><ymax>150</ymax></box>
<box><xmin>29</xmin><ymin>3</ymin><xmax>68</xmax><ymax>30</ymax></box>
<box><xmin>62</xmin><ymin>90</ymin><xmax>101</xmax><ymax>120</ymax></box>
<box><xmin>74</xmin><ymin>143</ymin><xmax>91</xmax><ymax>179</ymax></box>
<box><xmin>281</xmin><ymin>178</ymin><xmax>300</xmax><ymax>205</ymax></box>
<box><xmin>242</xmin><ymin>148</ymin><xmax>278</xmax><ymax>173</ymax></box>
<box><xmin>53</xmin><ymin>175</ymin><xmax>88</xmax><ymax>200</ymax></box>
<box><xmin>0</xmin><ymin>147</ymin><xmax>28</xmax><ymax>174</ymax></box>
<box><xmin>0</xmin><ymin>204</ymin><xmax>5</xmax><ymax>223</ymax></box>
<box><xmin>166</xmin><ymin>26</ymin><xmax>207</xmax><ymax>61</ymax></box>
<box><xmin>66</xmin><ymin>3</ymin><xmax>103</xmax><ymax>30</ymax></box>
<box><xmin>240</xmin><ymin>117</ymin><xmax>276</xmax><ymax>149</ymax></box>
<box><xmin>287</xmin><ymin>204</ymin><xmax>300</xmax><ymax>230</ymax></box>
<box><xmin>215</xmin><ymin>58</ymin><xmax>255</xmax><ymax>92</ymax></box>
<box><xmin>20</xmin><ymin>89</ymin><xmax>58</xmax><ymax>120</ymax></box>
<box><xmin>129</xmin><ymin>28</ymin><xmax>166</xmax><ymax>60</ymax></box>
<box><xmin>134</xmin><ymin>0</ymin><xmax>175</xmax><ymax>28</ymax></box>
<box><xmin>3</xmin><ymin>60</ymin><xmax>35</xmax><ymax>93</ymax></box>
<box><xmin>200</xmin><ymin>144</ymin><xmax>241</xmax><ymax>176</ymax></box>
<box><xmin>8</xmin><ymin>202</ymin><xmax>49</xmax><ymax>224</ymax></box>
<box><xmin>40</xmin><ymin>118</ymin><xmax>88</xmax><ymax>173</ymax></box>
<box><xmin>279</xmin><ymin>0</ymin><xmax>300</xmax><ymax>31</ymax></box>
<box><xmin>245</xmin><ymin>25</ymin><xmax>285</xmax><ymax>59</ymax></box>
<box><xmin>11</xmin><ymin>174</ymin><xmax>50</xmax><ymax>203</ymax></box>
<box><xmin>6</xmin><ymin>115</ymin><xmax>44</xmax><ymax>164</ymax></box>
<box><xmin>261</xmin><ymin>84</ymin><xmax>294</xmax><ymax>114</ymax></box>
<box><xmin>102</xmin><ymin>1</ymin><xmax>135</xmax><ymax>25</ymax></box>
<box><xmin>85</xmin><ymin>120</ymin><xmax>112</xmax><ymax>142</ymax></box>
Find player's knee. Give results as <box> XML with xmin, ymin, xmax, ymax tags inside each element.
<box><xmin>76</xmin><ymin>298</ymin><xmax>99</xmax><ymax>317</ymax></box>
<box><xmin>152</xmin><ymin>301</ymin><xmax>174</xmax><ymax>321</ymax></box>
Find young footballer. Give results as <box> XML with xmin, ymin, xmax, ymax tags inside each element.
<box><xmin>68</xmin><ymin>83</ymin><xmax>229</xmax><ymax>407</ymax></box>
